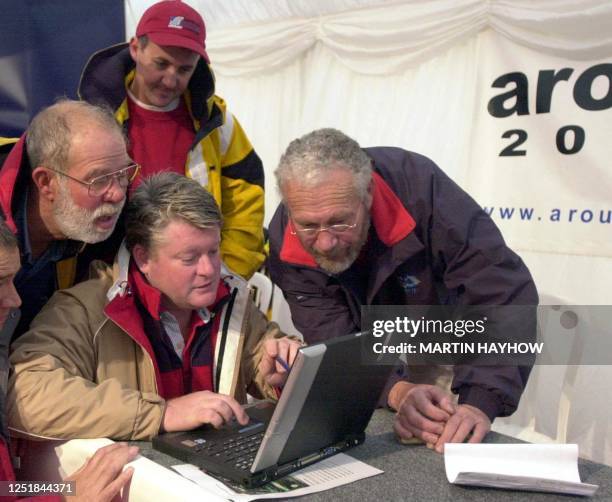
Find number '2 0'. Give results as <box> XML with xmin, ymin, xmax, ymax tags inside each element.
<box><xmin>499</xmin><ymin>125</ymin><xmax>585</xmax><ymax>156</ymax></box>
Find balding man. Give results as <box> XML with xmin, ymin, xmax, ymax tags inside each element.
<box><xmin>0</xmin><ymin>99</ymin><xmax>136</xmax><ymax>337</ymax></box>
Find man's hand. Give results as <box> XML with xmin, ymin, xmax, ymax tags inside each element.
<box><xmin>391</xmin><ymin>383</ymin><xmax>455</xmax><ymax>446</ymax></box>
<box><xmin>65</xmin><ymin>442</ymin><xmax>138</xmax><ymax>501</ymax></box>
<box><xmin>258</xmin><ymin>337</ymin><xmax>303</xmax><ymax>387</ymax></box>
<box><xmin>433</xmin><ymin>404</ymin><xmax>491</xmax><ymax>453</ymax></box>
<box><xmin>162</xmin><ymin>391</ymin><xmax>248</xmax><ymax>432</ymax></box>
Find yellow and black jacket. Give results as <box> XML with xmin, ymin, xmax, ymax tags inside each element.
<box><xmin>78</xmin><ymin>43</ymin><xmax>265</xmax><ymax>279</ymax></box>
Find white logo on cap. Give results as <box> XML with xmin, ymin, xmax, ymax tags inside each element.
<box><xmin>168</xmin><ymin>16</ymin><xmax>184</xmax><ymax>29</ymax></box>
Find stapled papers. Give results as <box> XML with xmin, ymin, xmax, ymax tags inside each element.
<box><xmin>444</xmin><ymin>443</ymin><xmax>598</xmax><ymax>497</ymax></box>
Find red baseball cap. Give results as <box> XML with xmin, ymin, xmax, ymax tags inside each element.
<box><xmin>136</xmin><ymin>1</ymin><xmax>209</xmax><ymax>62</ymax></box>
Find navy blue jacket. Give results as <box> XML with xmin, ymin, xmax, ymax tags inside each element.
<box><xmin>268</xmin><ymin>147</ymin><xmax>538</xmax><ymax>421</ymax></box>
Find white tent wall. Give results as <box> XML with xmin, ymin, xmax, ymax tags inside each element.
<box><xmin>125</xmin><ymin>0</ymin><xmax>612</xmax><ymax>464</ymax></box>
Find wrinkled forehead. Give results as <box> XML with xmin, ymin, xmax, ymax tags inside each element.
<box><xmin>283</xmin><ymin>169</ymin><xmax>362</xmax><ymax>210</ymax></box>
<box><xmin>285</xmin><ymin>193</ymin><xmax>363</xmax><ymax>232</ymax></box>
<box><xmin>65</xmin><ymin>126</ymin><xmax>129</xmax><ymax>175</ymax></box>
<box><xmin>150</xmin><ymin>218</ymin><xmax>221</xmax><ymax>249</ymax></box>
<box><xmin>68</xmin><ymin>121</ymin><xmax>125</xmax><ymax>150</ymax></box>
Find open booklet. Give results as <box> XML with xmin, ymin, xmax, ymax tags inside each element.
<box><xmin>445</xmin><ymin>443</ymin><xmax>598</xmax><ymax>497</ymax></box>
<box><xmin>172</xmin><ymin>453</ymin><xmax>382</xmax><ymax>500</ymax></box>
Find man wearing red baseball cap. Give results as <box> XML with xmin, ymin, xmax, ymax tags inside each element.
<box><xmin>136</xmin><ymin>0</ymin><xmax>209</xmax><ymax>62</ymax></box>
<box><xmin>79</xmin><ymin>0</ymin><xmax>265</xmax><ymax>280</ymax></box>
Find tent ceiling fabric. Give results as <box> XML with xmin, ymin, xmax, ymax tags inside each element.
<box><xmin>126</xmin><ymin>0</ymin><xmax>612</xmax><ymax>76</ymax></box>
<box><xmin>125</xmin><ymin>0</ymin><xmax>398</xmax><ymax>30</ymax></box>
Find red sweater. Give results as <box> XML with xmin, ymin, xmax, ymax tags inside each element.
<box><xmin>126</xmin><ymin>96</ymin><xmax>195</xmax><ymax>187</ymax></box>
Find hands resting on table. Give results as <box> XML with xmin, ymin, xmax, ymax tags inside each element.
<box><xmin>388</xmin><ymin>381</ymin><xmax>491</xmax><ymax>453</ymax></box>
<box><xmin>64</xmin><ymin>442</ymin><xmax>139</xmax><ymax>502</ymax></box>
<box><xmin>161</xmin><ymin>337</ymin><xmax>302</xmax><ymax>433</ymax></box>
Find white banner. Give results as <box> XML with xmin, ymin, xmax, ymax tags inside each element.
<box><xmin>469</xmin><ymin>31</ymin><xmax>612</xmax><ymax>257</ymax></box>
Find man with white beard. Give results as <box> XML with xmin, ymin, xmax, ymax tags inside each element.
<box><xmin>0</xmin><ymin>99</ymin><xmax>135</xmax><ymax>338</ymax></box>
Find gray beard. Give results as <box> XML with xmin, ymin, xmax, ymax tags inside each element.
<box><xmin>312</xmin><ymin>216</ymin><xmax>370</xmax><ymax>275</ymax></box>
<box><xmin>53</xmin><ymin>180</ymin><xmax>124</xmax><ymax>243</ymax></box>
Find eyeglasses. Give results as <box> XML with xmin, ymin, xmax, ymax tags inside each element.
<box><xmin>290</xmin><ymin>205</ymin><xmax>362</xmax><ymax>238</ymax></box>
<box><xmin>47</xmin><ymin>163</ymin><xmax>140</xmax><ymax>196</ymax></box>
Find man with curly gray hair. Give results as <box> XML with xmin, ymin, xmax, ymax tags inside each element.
<box><xmin>268</xmin><ymin>128</ymin><xmax>538</xmax><ymax>453</ymax></box>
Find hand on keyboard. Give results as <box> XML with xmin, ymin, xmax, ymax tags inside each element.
<box><xmin>162</xmin><ymin>390</ymin><xmax>249</xmax><ymax>432</ymax></box>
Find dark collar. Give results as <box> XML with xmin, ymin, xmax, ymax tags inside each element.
<box><xmin>78</xmin><ymin>43</ymin><xmax>216</xmax><ymax>122</ymax></box>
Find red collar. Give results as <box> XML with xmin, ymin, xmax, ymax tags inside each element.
<box><xmin>0</xmin><ymin>134</ymin><xmax>28</xmax><ymax>233</ymax></box>
<box><xmin>129</xmin><ymin>262</ymin><xmax>230</xmax><ymax>321</ymax></box>
<box><xmin>279</xmin><ymin>171</ymin><xmax>416</xmax><ymax>267</ymax></box>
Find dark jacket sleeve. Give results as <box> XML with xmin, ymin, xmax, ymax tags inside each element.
<box><xmin>268</xmin><ymin>149</ymin><xmax>538</xmax><ymax>421</ymax></box>
<box><xmin>421</xmin><ymin>154</ymin><xmax>538</xmax><ymax>420</ymax></box>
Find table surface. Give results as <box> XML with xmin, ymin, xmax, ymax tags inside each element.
<box><xmin>136</xmin><ymin>409</ymin><xmax>612</xmax><ymax>501</ymax></box>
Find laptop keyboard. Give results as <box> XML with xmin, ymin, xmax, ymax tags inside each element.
<box><xmin>195</xmin><ymin>429</ymin><xmax>265</xmax><ymax>471</ymax></box>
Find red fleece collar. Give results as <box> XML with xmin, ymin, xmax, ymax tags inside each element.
<box><xmin>129</xmin><ymin>262</ymin><xmax>229</xmax><ymax>321</ymax></box>
<box><xmin>279</xmin><ymin>171</ymin><xmax>416</xmax><ymax>267</ymax></box>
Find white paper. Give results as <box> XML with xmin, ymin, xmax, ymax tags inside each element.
<box><xmin>54</xmin><ymin>438</ymin><xmax>226</xmax><ymax>502</ymax></box>
<box><xmin>172</xmin><ymin>453</ymin><xmax>383</xmax><ymax>501</ymax></box>
<box><xmin>444</xmin><ymin>443</ymin><xmax>598</xmax><ymax>496</ymax></box>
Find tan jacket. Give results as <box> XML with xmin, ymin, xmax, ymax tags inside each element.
<box><xmin>8</xmin><ymin>261</ymin><xmax>282</xmax><ymax>441</ymax></box>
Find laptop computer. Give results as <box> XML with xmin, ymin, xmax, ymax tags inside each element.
<box><xmin>152</xmin><ymin>331</ymin><xmax>392</xmax><ymax>487</ymax></box>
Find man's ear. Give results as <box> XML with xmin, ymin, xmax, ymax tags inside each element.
<box><xmin>365</xmin><ymin>178</ymin><xmax>374</xmax><ymax>209</ymax></box>
<box><xmin>31</xmin><ymin>166</ymin><xmax>57</xmax><ymax>202</ymax></box>
<box><xmin>132</xmin><ymin>244</ymin><xmax>150</xmax><ymax>274</ymax></box>
<box><xmin>128</xmin><ymin>37</ymin><xmax>140</xmax><ymax>61</ymax></box>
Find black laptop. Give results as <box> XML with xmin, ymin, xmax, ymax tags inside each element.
<box><xmin>152</xmin><ymin>332</ymin><xmax>392</xmax><ymax>487</ymax></box>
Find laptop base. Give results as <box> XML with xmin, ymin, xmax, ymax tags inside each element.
<box><xmin>153</xmin><ymin>430</ymin><xmax>364</xmax><ymax>487</ymax></box>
